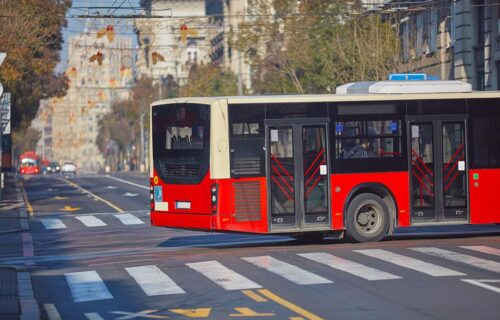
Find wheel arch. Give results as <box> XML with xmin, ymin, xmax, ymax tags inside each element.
<box><xmin>343</xmin><ymin>182</ymin><xmax>398</xmax><ymax>235</ymax></box>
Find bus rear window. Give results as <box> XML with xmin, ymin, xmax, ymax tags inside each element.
<box><xmin>152</xmin><ymin>103</ymin><xmax>210</xmax><ymax>183</ymax></box>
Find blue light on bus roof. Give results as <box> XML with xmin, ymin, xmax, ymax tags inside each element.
<box><xmin>388</xmin><ymin>73</ymin><xmax>427</xmax><ymax>81</ymax></box>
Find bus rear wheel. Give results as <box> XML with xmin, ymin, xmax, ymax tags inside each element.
<box><xmin>345</xmin><ymin>193</ymin><xmax>390</xmax><ymax>243</ymax></box>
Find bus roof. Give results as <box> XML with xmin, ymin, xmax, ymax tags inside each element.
<box><xmin>151</xmin><ymin>82</ymin><xmax>500</xmax><ymax>107</ymax></box>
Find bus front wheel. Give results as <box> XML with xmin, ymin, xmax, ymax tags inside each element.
<box><xmin>345</xmin><ymin>193</ymin><xmax>390</xmax><ymax>243</ymax></box>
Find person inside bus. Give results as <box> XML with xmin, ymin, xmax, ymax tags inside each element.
<box><xmin>347</xmin><ymin>139</ymin><xmax>371</xmax><ymax>158</ymax></box>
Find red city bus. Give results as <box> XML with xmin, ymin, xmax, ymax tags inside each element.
<box><xmin>19</xmin><ymin>151</ymin><xmax>41</xmax><ymax>175</ymax></box>
<box><xmin>149</xmin><ymin>79</ymin><xmax>500</xmax><ymax>242</ymax></box>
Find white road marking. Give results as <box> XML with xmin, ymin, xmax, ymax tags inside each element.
<box><xmin>40</xmin><ymin>218</ymin><xmax>66</xmax><ymax>230</ymax></box>
<box><xmin>126</xmin><ymin>265</ymin><xmax>185</xmax><ymax>296</ymax></box>
<box><xmin>461</xmin><ymin>279</ymin><xmax>500</xmax><ymax>294</ymax></box>
<box><xmin>75</xmin><ymin>216</ymin><xmax>107</xmax><ymax>227</ymax></box>
<box><xmin>106</xmin><ymin>175</ymin><xmax>149</xmax><ymax>190</ymax></box>
<box><xmin>298</xmin><ymin>252</ymin><xmax>401</xmax><ymax>281</ymax></box>
<box><xmin>65</xmin><ymin>271</ymin><xmax>113</xmax><ymax>302</ymax></box>
<box><xmin>85</xmin><ymin>313</ymin><xmax>105</xmax><ymax>320</ymax></box>
<box><xmin>355</xmin><ymin>249</ymin><xmax>465</xmax><ymax>277</ymax></box>
<box><xmin>44</xmin><ymin>304</ymin><xmax>62</xmax><ymax>320</ymax></box>
<box><xmin>105</xmin><ymin>186</ymin><xmax>118</xmax><ymax>189</ymax></box>
<box><xmin>122</xmin><ymin>192</ymin><xmax>138</xmax><ymax>197</ymax></box>
<box><xmin>412</xmin><ymin>247</ymin><xmax>500</xmax><ymax>273</ymax></box>
<box><xmin>460</xmin><ymin>246</ymin><xmax>500</xmax><ymax>257</ymax></box>
<box><xmin>187</xmin><ymin>260</ymin><xmax>261</xmax><ymax>290</ymax></box>
<box><xmin>242</xmin><ymin>255</ymin><xmax>332</xmax><ymax>285</ymax></box>
<box><xmin>114</xmin><ymin>213</ymin><xmax>144</xmax><ymax>225</ymax></box>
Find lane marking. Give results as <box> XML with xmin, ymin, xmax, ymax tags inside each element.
<box><xmin>111</xmin><ymin>310</ymin><xmax>168</xmax><ymax>319</ymax></box>
<box><xmin>65</xmin><ymin>271</ymin><xmax>113</xmax><ymax>302</ymax></box>
<box><xmin>125</xmin><ymin>265</ymin><xmax>185</xmax><ymax>296</ymax></box>
<box><xmin>242</xmin><ymin>290</ymin><xmax>268</xmax><ymax>302</ymax></box>
<box><xmin>114</xmin><ymin>213</ymin><xmax>144</xmax><ymax>225</ymax></box>
<box><xmin>461</xmin><ymin>279</ymin><xmax>500</xmax><ymax>294</ymax></box>
<box><xmin>75</xmin><ymin>216</ymin><xmax>107</xmax><ymax>227</ymax></box>
<box><xmin>169</xmin><ymin>308</ymin><xmax>211</xmax><ymax>318</ymax></box>
<box><xmin>460</xmin><ymin>246</ymin><xmax>500</xmax><ymax>257</ymax></box>
<box><xmin>412</xmin><ymin>247</ymin><xmax>500</xmax><ymax>274</ymax></box>
<box><xmin>19</xmin><ymin>180</ymin><xmax>34</xmax><ymax>216</ymax></box>
<box><xmin>355</xmin><ymin>249</ymin><xmax>465</xmax><ymax>277</ymax></box>
<box><xmin>106</xmin><ymin>175</ymin><xmax>149</xmax><ymax>190</ymax></box>
<box><xmin>187</xmin><ymin>260</ymin><xmax>261</xmax><ymax>290</ymax></box>
<box><xmin>44</xmin><ymin>303</ymin><xmax>62</xmax><ymax>320</ymax></box>
<box><xmin>58</xmin><ymin>205</ymin><xmax>81</xmax><ymax>212</ymax></box>
<box><xmin>22</xmin><ymin>232</ymin><xmax>35</xmax><ymax>266</ymax></box>
<box><xmin>62</xmin><ymin>178</ymin><xmax>124</xmax><ymax>213</ymax></box>
<box><xmin>39</xmin><ymin>218</ymin><xmax>67</xmax><ymax>230</ymax></box>
<box><xmin>84</xmin><ymin>313</ymin><xmax>105</xmax><ymax>320</ymax></box>
<box><xmin>242</xmin><ymin>256</ymin><xmax>332</xmax><ymax>285</ymax></box>
<box><xmin>258</xmin><ymin>289</ymin><xmax>324</xmax><ymax>320</ymax></box>
<box><xmin>298</xmin><ymin>252</ymin><xmax>401</xmax><ymax>281</ymax></box>
<box><xmin>230</xmin><ymin>307</ymin><xmax>275</xmax><ymax>317</ymax></box>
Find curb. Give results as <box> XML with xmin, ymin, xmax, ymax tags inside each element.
<box><xmin>13</xmin><ymin>174</ymin><xmax>40</xmax><ymax>320</ymax></box>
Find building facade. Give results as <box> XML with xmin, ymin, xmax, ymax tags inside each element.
<box><xmin>135</xmin><ymin>0</ymin><xmax>210</xmax><ymax>89</ymax></box>
<box><xmin>394</xmin><ymin>0</ymin><xmax>500</xmax><ymax>90</ymax></box>
<box><xmin>34</xmin><ymin>31</ymin><xmax>133</xmax><ymax>173</ymax></box>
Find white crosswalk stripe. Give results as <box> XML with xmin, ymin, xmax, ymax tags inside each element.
<box><xmin>39</xmin><ymin>218</ymin><xmax>66</xmax><ymax>230</ymax></box>
<box><xmin>125</xmin><ymin>265</ymin><xmax>185</xmax><ymax>296</ymax></box>
<box><xmin>75</xmin><ymin>216</ymin><xmax>107</xmax><ymax>227</ymax></box>
<box><xmin>186</xmin><ymin>260</ymin><xmax>262</xmax><ymax>290</ymax></box>
<box><xmin>298</xmin><ymin>252</ymin><xmax>401</xmax><ymax>281</ymax></box>
<box><xmin>411</xmin><ymin>247</ymin><xmax>500</xmax><ymax>274</ymax></box>
<box><xmin>242</xmin><ymin>255</ymin><xmax>333</xmax><ymax>285</ymax></box>
<box><xmin>114</xmin><ymin>213</ymin><xmax>145</xmax><ymax>225</ymax></box>
<box><xmin>65</xmin><ymin>271</ymin><xmax>113</xmax><ymax>302</ymax></box>
<box><xmin>460</xmin><ymin>246</ymin><xmax>500</xmax><ymax>257</ymax></box>
<box><xmin>355</xmin><ymin>249</ymin><xmax>465</xmax><ymax>277</ymax></box>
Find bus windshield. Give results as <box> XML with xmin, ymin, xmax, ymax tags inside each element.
<box><xmin>152</xmin><ymin>103</ymin><xmax>210</xmax><ymax>183</ymax></box>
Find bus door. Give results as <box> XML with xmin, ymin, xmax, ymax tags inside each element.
<box><xmin>408</xmin><ymin>118</ymin><xmax>468</xmax><ymax>223</ymax></box>
<box><xmin>265</xmin><ymin>119</ymin><xmax>331</xmax><ymax>231</ymax></box>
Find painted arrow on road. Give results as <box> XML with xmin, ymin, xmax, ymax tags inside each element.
<box><xmin>58</xmin><ymin>206</ymin><xmax>81</xmax><ymax>212</ymax></box>
<box><xmin>122</xmin><ymin>192</ymin><xmax>138</xmax><ymax>197</ymax></box>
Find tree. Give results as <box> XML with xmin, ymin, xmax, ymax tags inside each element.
<box><xmin>12</xmin><ymin>127</ymin><xmax>40</xmax><ymax>156</ymax></box>
<box><xmin>179</xmin><ymin>63</ymin><xmax>239</xmax><ymax>97</ymax></box>
<box><xmin>232</xmin><ymin>0</ymin><xmax>400</xmax><ymax>94</ymax></box>
<box><xmin>97</xmin><ymin>76</ymin><xmax>172</xmax><ymax>170</ymax></box>
<box><xmin>0</xmin><ymin>0</ymin><xmax>71</xmax><ymax>154</ymax></box>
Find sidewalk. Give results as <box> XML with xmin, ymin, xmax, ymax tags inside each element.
<box><xmin>0</xmin><ymin>173</ymin><xmax>39</xmax><ymax>320</ymax></box>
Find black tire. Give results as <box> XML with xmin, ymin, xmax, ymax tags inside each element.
<box><xmin>345</xmin><ymin>193</ymin><xmax>390</xmax><ymax>243</ymax></box>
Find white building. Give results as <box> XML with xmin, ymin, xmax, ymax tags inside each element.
<box><xmin>35</xmin><ymin>31</ymin><xmax>133</xmax><ymax>173</ymax></box>
<box><xmin>135</xmin><ymin>0</ymin><xmax>210</xmax><ymax>88</ymax></box>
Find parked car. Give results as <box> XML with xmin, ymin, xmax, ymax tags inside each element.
<box><xmin>61</xmin><ymin>162</ymin><xmax>77</xmax><ymax>174</ymax></box>
<box><xmin>47</xmin><ymin>162</ymin><xmax>60</xmax><ymax>173</ymax></box>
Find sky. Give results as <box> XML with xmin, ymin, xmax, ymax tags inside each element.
<box><xmin>58</xmin><ymin>0</ymin><xmax>141</xmax><ymax>73</ymax></box>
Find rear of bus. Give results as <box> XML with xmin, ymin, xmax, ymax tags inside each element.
<box><xmin>150</xmin><ymin>99</ymin><xmax>214</xmax><ymax>230</ymax></box>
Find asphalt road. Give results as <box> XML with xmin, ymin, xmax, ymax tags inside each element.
<box><xmin>8</xmin><ymin>173</ymin><xmax>500</xmax><ymax>320</ymax></box>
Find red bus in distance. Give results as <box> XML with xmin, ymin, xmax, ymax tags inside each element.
<box><xmin>19</xmin><ymin>151</ymin><xmax>41</xmax><ymax>175</ymax></box>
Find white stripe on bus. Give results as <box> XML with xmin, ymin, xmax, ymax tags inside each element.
<box><xmin>411</xmin><ymin>247</ymin><xmax>500</xmax><ymax>274</ymax></box>
<box><xmin>298</xmin><ymin>252</ymin><xmax>401</xmax><ymax>281</ymax></box>
<box><xmin>125</xmin><ymin>265</ymin><xmax>185</xmax><ymax>296</ymax></box>
<box><xmin>65</xmin><ymin>271</ymin><xmax>113</xmax><ymax>302</ymax></box>
<box><xmin>355</xmin><ymin>249</ymin><xmax>465</xmax><ymax>277</ymax></box>
<box><xmin>114</xmin><ymin>213</ymin><xmax>144</xmax><ymax>225</ymax></box>
<box><xmin>186</xmin><ymin>260</ymin><xmax>261</xmax><ymax>291</ymax></box>
<box><xmin>242</xmin><ymin>255</ymin><xmax>333</xmax><ymax>285</ymax></box>
<box><xmin>75</xmin><ymin>216</ymin><xmax>107</xmax><ymax>227</ymax></box>
<box><xmin>460</xmin><ymin>246</ymin><xmax>500</xmax><ymax>257</ymax></box>
<box><xmin>39</xmin><ymin>218</ymin><xmax>66</xmax><ymax>230</ymax></box>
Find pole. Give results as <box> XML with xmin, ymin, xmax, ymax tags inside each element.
<box><xmin>140</xmin><ymin>112</ymin><xmax>145</xmax><ymax>172</ymax></box>
<box><xmin>237</xmin><ymin>50</ymin><xmax>243</xmax><ymax>96</ymax></box>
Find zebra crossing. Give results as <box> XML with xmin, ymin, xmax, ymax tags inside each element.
<box><xmin>58</xmin><ymin>245</ymin><xmax>500</xmax><ymax>303</ymax></box>
<box><xmin>36</xmin><ymin>212</ymin><xmax>148</xmax><ymax>230</ymax></box>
